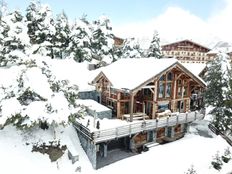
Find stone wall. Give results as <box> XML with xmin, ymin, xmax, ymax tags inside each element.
<box><xmin>78</xmin><ymin>90</ymin><xmax>100</xmax><ymax>102</ymax></box>
<box><xmin>76</xmin><ymin>129</ymin><xmax>97</xmax><ymax>169</ymax></box>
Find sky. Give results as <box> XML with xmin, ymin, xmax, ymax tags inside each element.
<box><xmin>5</xmin><ymin>0</ymin><xmax>232</xmax><ymax>48</ymax></box>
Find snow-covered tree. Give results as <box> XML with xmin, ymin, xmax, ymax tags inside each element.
<box><xmin>53</xmin><ymin>11</ymin><xmax>70</xmax><ymax>59</ymax></box>
<box><xmin>204</xmin><ymin>53</ymin><xmax>232</xmax><ymax>132</ymax></box>
<box><xmin>26</xmin><ymin>1</ymin><xmax>56</xmax><ymax>57</ymax></box>
<box><xmin>90</xmin><ymin>16</ymin><xmax>114</xmax><ymax>66</ymax></box>
<box><xmin>147</xmin><ymin>31</ymin><xmax>162</xmax><ymax>58</ymax></box>
<box><xmin>0</xmin><ymin>0</ymin><xmax>7</xmax><ymax>18</ymax></box>
<box><xmin>121</xmin><ymin>38</ymin><xmax>143</xmax><ymax>58</ymax></box>
<box><xmin>0</xmin><ymin>55</ymin><xmax>85</xmax><ymax>129</ymax></box>
<box><xmin>0</xmin><ymin>10</ymin><xmax>30</xmax><ymax>66</ymax></box>
<box><xmin>68</xmin><ymin>16</ymin><xmax>92</xmax><ymax>62</ymax></box>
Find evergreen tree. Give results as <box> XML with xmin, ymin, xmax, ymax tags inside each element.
<box><xmin>147</xmin><ymin>31</ymin><xmax>162</xmax><ymax>58</ymax></box>
<box><xmin>90</xmin><ymin>16</ymin><xmax>114</xmax><ymax>66</ymax></box>
<box><xmin>68</xmin><ymin>17</ymin><xmax>92</xmax><ymax>62</ymax></box>
<box><xmin>26</xmin><ymin>1</ymin><xmax>56</xmax><ymax>57</ymax></box>
<box><xmin>53</xmin><ymin>11</ymin><xmax>70</xmax><ymax>59</ymax></box>
<box><xmin>204</xmin><ymin>53</ymin><xmax>231</xmax><ymax>132</ymax></box>
<box><xmin>121</xmin><ymin>38</ymin><xmax>143</xmax><ymax>58</ymax></box>
<box><xmin>0</xmin><ymin>55</ymin><xmax>84</xmax><ymax>129</ymax></box>
<box><xmin>0</xmin><ymin>0</ymin><xmax>7</xmax><ymax>18</ymax></box>
<box><xmin>224</xmin><ymin>67</ymin><xmax>232</xmax><ymax>134</ymax></box>
<box><xmin>0</xmin><ymin>10</ymin><xmax>29</xmax><ymax>66</ymax></box>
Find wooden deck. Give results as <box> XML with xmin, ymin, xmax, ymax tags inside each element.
<box><xmin>73</xmin><ymin>111</ymin><xmax>204</xmax><ymax>144</ymax></box>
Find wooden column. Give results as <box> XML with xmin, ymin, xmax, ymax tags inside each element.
<box><xmin>129</xmin><ymin>93</ymin><xmax>135</xmax><ymax>122</ymax></box>
<box><xmin>172</xmin><ymin>75</ymin><xmax>177</xmax><ymax>112</ymax></box>
<box><xmin>117</xmin><ymin>92</ymin><xmax>121</xmax><ymax>119</ymax></box>
<box><xmin>152</xmin><ymin>80</ymin><xmax>158</xmax><ymax>119</ymax></box>
<box><xmin>143</xmin><ymin>102</ymin><xmax>145</xmax><ymax>120</ymax></box>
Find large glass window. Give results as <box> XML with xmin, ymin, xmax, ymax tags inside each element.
<box><xmin>158</xmin><ymin>72</ymin><xmax>173</xmax><ymax>99</ymax></box>
<box><xmin>158</xmin><ymin>82</ymin><xmax>165</xmax><ymax>98</ymax></box>
<box><xmin>166</xmin><ymin>82</ymin><xmax>172</xmax><ymax>98</ymax></box>
<box><xmin>167</xmin><ymin>72</ymin><xmax>173</xmax><ymax>81</ymax></box>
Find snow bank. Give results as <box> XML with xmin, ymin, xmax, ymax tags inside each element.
<box><xmin>0</xmin><ymin>121</ymin><xmax>232</xmax><ymax>174</ymax></box>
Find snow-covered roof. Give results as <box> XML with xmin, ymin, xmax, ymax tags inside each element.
<box><xmin>76</xmin><ymin>99</ymin><xmax>111</xmax><ymax>112</ymax></box>
<box><xmin>182</xmin><ymin>63</ymin><xmax>206</xmax><ymax>76</ymax></box>
<box><xmin>162</xmin><ymin>39</ymin><xmax>210</xmax><ymax>51</ymax></box>
<box><xmin>94</xmin><ymin>58</ymin><xmax>206</xmax><ymax>91</ymax></box>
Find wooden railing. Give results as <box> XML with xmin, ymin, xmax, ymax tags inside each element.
<box><xmin>91</xmin><ymin>111</ymin><xmax>204</xmax><ymax>144</ymax></box>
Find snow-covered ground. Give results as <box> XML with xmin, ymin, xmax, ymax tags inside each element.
<box><xmin>0</xmin><ymin>120</ymin><xmax>232</xmax><ymax>174</ymax></box>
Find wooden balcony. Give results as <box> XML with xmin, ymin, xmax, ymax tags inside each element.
<box><xmin>73</xmin><ymin>111</ymin><xmax>204</xmax><ymax>144</ymax></box>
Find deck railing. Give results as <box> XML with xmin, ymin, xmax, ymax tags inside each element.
<box><xmin>74</xmin><ymin>111</ymin><xmax>204</xmax><ymax>144</ymax></box>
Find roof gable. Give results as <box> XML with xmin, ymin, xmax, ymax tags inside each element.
<box><xmin>162</xmin><ymin>39</ymin><xmax>210</xmax><ymax>52</ymax></box>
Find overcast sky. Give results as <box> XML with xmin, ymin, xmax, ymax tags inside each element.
<box><xmin>5</xmin><ymin>0</ymin><xmax>232</xmax><ymax>47</ymax></box>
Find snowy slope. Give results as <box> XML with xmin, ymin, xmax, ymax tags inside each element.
<box><xmin>0</xmin><ymin>120</ymin><xmax>231</xmax><ymax>174</ymax></box>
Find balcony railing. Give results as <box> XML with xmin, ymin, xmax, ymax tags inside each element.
<box><xmin>74</xmin><ymin>111</ymin><xmax>204</xmax><ymax>144</ymax></box>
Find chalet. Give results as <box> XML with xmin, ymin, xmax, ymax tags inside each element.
<box><xmin>207</xmin><ymin>49</ymin><xmax>232</xmax><ymax>62</ymax></box>
<box><xmin>113</xmin><ymin>36</ymin><xmax>124</xmax><ymax>48</ymax></box>
<box><xmin>92</xmin><ymin>58</ymin><xmax>206</xmax><ymax>121</ymax></box>
<box><xmin>161</xmin><ymin>39</ymin><xmax>211</xmax><ymax>63</ymax></box>
<box><xmin>74</xmin><ymin>58</ymin><xmax>206</xmax><ymax>169</ymax></box>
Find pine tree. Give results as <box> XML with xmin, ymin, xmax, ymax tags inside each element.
<box><xmin>90</xmin><ymin>16</ymin><xmax>114</xmax><ymax>66</ymax></box>
<box><xmin>0</xmin><ymin>10</ymin><xmax>29</xmax><ymax>66</ymax></box>
<box><xmin>204</xmin><ymin>53</ymin><xmax>231</xmax><ymax>132</ymax></box>
<box><xmin>121</xmin><ymin>38</ymin><xmax>143</xmax><ymax>58</ymax></box>
<box><xmin>0</xmin><ymin>55</ymin><xmax>84</xmax><ymax>129</ymax></box>
<box><xmin>26</xmin><ymin>1</ymin><xmax>56</xmax><ymax>57</ymax></box>
<box><xmin>68</xmin><ymin>17</ymin><xmax>92</xmax><ymax>62</ymax></box>
<box><xmin>53</xmin><ymin>11</ymin><xmax>70</xmax><ymax>59</ymax></box>
<box><xmin>147</xmin><ymin>31</ymin><xmax>162</xmax><ymax>58</ymax></box>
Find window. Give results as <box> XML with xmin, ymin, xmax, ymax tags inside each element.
<box><xmin>183</xmin><ymin>80</ymin><xmax>188</xmax><ymax>96</ymax></box>
<box><xmin>158</xmin><ymin>82</ymin><xmax>165</xmax><ymax>98</ymax></box>
<box><xmin>158</xmin><ymin>72</ymin><xmax>173</xmax><ymax>99</ymax></box>
<box><xmin>166</xmin><ymin>83</ymin><xmax>172</xmax><ymax>98</ymax></box>
<box><xmin>160</xmin><ymin>75</ymin><xmax>165</xmax><ymax>81</ymax></box>
<box><xmin>144</xmin><ymin>88</ymin><xmax>152</xmax><ymax>96</ymax></box>
<box><xmin>183</xmin><ymin>86</ymin><xmax>188</xmax><ymax>96</ymax></box>
<box><xmin>177</xmin><ymin>80</ymin><xmax>182</xmax><ymax>98</ymax></box>
<box><xmin>167</xmin><ymin>72</ymin><xmax>173</xmax><ymax>81</ymax></box>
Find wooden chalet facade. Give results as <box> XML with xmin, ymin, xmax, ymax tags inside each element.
<box><xmin>113</xmin><ymin>36</ymin><xmax>124</xmax><ymax>48</ymax></box>
<box><xmin>75</xmin><ymin>58</ymin><xmax>206</xmax><ymax>169</ymax></box>
<box><xmin>161</xmin><ymin>39</ymin><xmax>211</xmax><ymax>63</ymax></box>
<box><xmin>92</xmin><ymin>58</ymin><xmax>206</xmax><ymax>122</ymax></box>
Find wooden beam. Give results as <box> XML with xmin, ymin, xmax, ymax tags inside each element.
<box><xmin>172</xmin><ymin>74</ymin><xmax>177</xmax><ymax>112</ymax></box>
<box><xmin>143</xmin><ymin>102</ymin><xmax>145</xmax><ymax>121</ymax></box>
<box><xmin>129</xmin><ymin>93</ymin><xmax>135</xmax><ymax>122</ymax></box>
<box><xmin>176</xmin><ymin>73</ymin><xmax>183</xmax><ymax>80</ymax></box>
<box><xmin>148</xmin><ymin>88</ymin><xmax>155</xmax><ymax>94</ymax></box>
<box><xmin>152</xmin><ymin>80</ymin><xmax>158</xmax><ymax>119</ymax></box>
<box><xmin>142</xmin><ymin>85</ymin><xmax>155</xmax><ymax>89</ymax></box>
<box><xmin>117</xmin><ymin>92</ymin><xmax>121</xmax><ymax>119</ymax></box>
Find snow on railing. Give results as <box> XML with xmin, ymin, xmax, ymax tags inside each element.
<box><xmin>75</xmin><ymin>111</ymin><xmax>204</xmax><ymax>144</ymax></box>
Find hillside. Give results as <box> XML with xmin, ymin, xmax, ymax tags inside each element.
<box><xmin>0</xmin><ymin>120</ymin><xmax>231</xmax><ymax>174</ymax></box>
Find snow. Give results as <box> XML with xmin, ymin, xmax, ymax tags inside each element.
<box><xmin>96</xmin><ymin>58</ymin><xmax>205</xmax><ymax>90</ymax></box>
<box><xmin>0</xmin><ymin>55</ymin><xmax>96</xmax><ymax>127</ymax></box>
<box><xmin>76</xmin><ymin>99</ymin><xmax>111</xmax><ymax>112</ymax></box>
<box><xmin>77</xmin><ymin>115</ymin><xmax>129</xmax><ymax>132</ymax></box>
<box><xmin>182</xmin><ymin>62</ymin><xmax>206</xmax><ymax>76</ymax></box>
<box><xmin>49</xmin><ymin>58</ymin><xmax>95</xmax><ymax>92</ymax></box>
<box><xmin>23</xmin><ymin>67</ymin><xmax>53</xmax><ymax>99</ymax></box>
<box><xmin>0</xmin><ymin>120</ymin><xmax>232</xmax><ymax>174</ymax></box>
